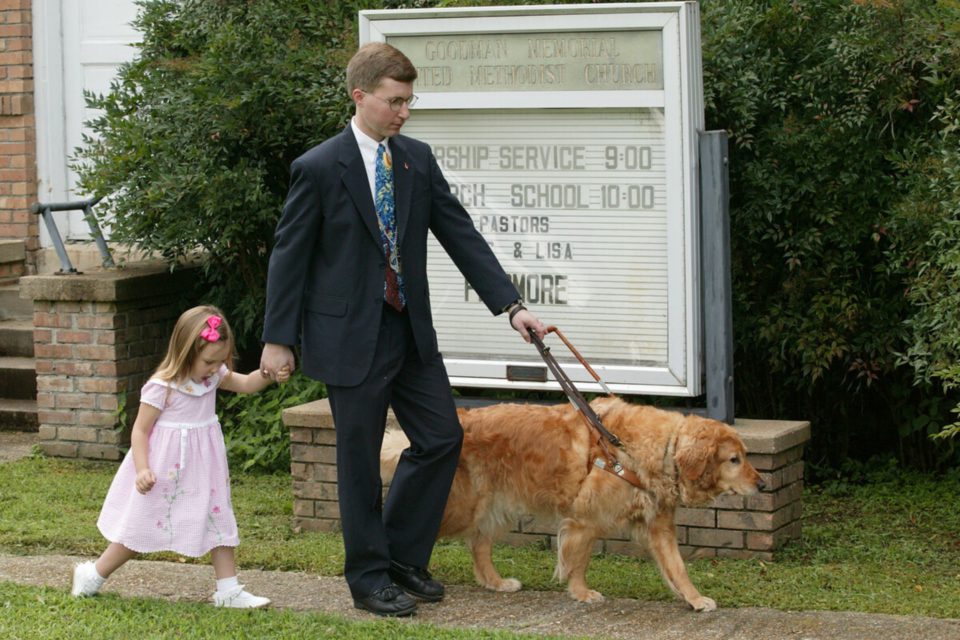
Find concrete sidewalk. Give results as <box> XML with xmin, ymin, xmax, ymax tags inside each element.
<box><xmin>0</xmin><ymin>429</ymin><xmax>36</xmax><ymax>463</ymax></box>
<box><xmin>1</xmin><ymin>553</ymin><xmax>958</xmax><ymax>640</ymax></box>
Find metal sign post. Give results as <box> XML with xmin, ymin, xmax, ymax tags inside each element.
<box><xmin>699</xmin><ymin>131</ymin><xmax>734</xmax><ymax>424</ymax></box>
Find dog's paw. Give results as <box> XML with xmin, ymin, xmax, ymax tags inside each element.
<box><xmin>570</xmin><ymin>589</ymin><xmax>605</xmax><ymax>604</ymax></box>
<box><xmin>493</xmin><ymin>578</ymin><xmax>522</xmax><ymax>592</ymax></box>
<box><xmin>689</xmin><ymin>596</ymin><xmax>717</xmax><ymax>612</ymax></box>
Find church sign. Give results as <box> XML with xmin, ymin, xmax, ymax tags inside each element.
<box><xmin>360</xmin><ymin>2</ymin><xmax>705</xmax><ymax>396</ymax></box>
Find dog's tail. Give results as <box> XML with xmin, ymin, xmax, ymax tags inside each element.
<box><xmin>380</xmin><ymin>428</ymin><xmax>410</xmax><ymax>484</ymax></box>
<box><xmin>554</xmin><ymin>518</ymin><xmax>574</xmax><ymax>581</ymax></box>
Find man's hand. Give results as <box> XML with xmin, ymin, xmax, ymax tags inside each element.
<box><xmin>261</xmin><ymin>343</ymin><xmax>296</xmax><ymax>382</ymax></box>
<box><xmin>509</xmin><ymin>308</ymin><xmax>547</xmax><ymax>343</ymax></box>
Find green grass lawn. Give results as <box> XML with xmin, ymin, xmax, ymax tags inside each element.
<box><xmin>0</xmin><ymin>581</ymin><xmax>584</xmax><ymax>640</ymax></box>
<box><xmin>2</xmin><ymin>458</ymin><xmax>959</xmax><ymax>619</ymax></box>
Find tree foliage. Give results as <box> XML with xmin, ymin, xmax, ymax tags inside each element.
<box><xmin>75</xmin><ymin>0</ymin><xmax>960</xmax><ymax>469</ymax></box>
<box><xmin>74</xmin><ymin>0</ymin><xmax>363</xmax><ymax>344</ymax></box>
<box><xmin>699</xmin><ymin>0</ymin><xmax>960</xmax><ymax>466</ymax></box>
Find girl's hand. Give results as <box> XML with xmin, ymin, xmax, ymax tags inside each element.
<box><xmin>277</xmin><ymin>365</ymin><xmax>292</xmax><ymax>383</ymax></box>
<box><xmin>135</xmin><ymin>468</ymin><xmax>157</xmax><ymax>494</ymax></box>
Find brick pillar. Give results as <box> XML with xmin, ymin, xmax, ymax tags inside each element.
<box><xmin>285</xmin><ymin>400</ymin><xmax>344</xmax><ymax>533</ymax></box>
<box><xmin>20</xmin><ymin>262</ymin><xmax>196</xmax><ymax>460</ymax></box>
<box><xmin>0</xmin><ymin>0</ymin><xmax>35</xmax><ymax>276</ymax></box>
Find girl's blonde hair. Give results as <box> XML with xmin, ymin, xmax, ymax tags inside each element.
<box><xmin>153</xmin><ymin>305</ymin><xmax>235</xmax><ymax>384</ymax></box>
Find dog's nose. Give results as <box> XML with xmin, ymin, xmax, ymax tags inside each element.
<box><xmin>756</xmin><ymin>478</ymin><xmax>766</xmax><ymax>492</ymax></box>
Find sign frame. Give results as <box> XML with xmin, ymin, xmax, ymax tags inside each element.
<box><xmin>359</xmin><ymin>2</ymin><xmax>705</xmax><ymax>396</ymax></box>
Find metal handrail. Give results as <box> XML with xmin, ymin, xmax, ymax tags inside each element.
<box><xmin>29</xmin><ymin>197</ymin><xmax>115</xmax><ymax>274</ymax></box>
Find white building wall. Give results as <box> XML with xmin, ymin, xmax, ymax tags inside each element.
<box><xmin>34</xmin><ymin>0</ymin><xmax>140</xmax><ymax>243</ymax></box>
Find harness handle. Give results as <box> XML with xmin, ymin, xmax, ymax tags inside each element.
<box><xmin>541</xmin><ymin>326</ymin><xmax>616</xmax><ymax>399</ymax></box>
<box><xmin>527</xmin><ymin>327</ymin><xmax>644</xmax><ymax>491</ymax></box>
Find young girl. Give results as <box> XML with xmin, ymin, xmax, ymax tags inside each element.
<box><xmin>71</xmin><ymin>305</ymin><xmax>290</xmax><ymax>608</ymax></box>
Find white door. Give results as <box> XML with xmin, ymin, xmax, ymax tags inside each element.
<box><xmin>35</xmin><ymin>0</ymin><xmax>140</xmax><ymax>243</ymax></box>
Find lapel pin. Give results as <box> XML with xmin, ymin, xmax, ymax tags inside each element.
<box><xmin>404</xmin><ymin>163</ymin><xmax>409</xmax><ymax>169</ymax></box>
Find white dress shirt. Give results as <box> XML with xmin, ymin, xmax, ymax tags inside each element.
<box><xmin>351</xmin><ymin>117</ymin><xmax>392</xmax><ymax>203</ymax></box>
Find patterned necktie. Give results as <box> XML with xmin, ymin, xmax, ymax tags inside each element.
<box><xmin>375</xmin><ymin>143</ymin><xmax>405</xmax><ymax>311</ymax></box>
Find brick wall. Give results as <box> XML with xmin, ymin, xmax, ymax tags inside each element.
<box><xmin>0</xmin><ymin>0</ymin><xmax>36</xmax><ymax>276</ymax></box>
<box><xmin>32</xmin><ymin>298</ymin><xmax>180</xmax><ymax>459</ymax></box>
<box><xmin>284</xmin><ymin>400</ymin><xmax>811</xmax><ymax>560</ymax></box>
<box><xmin>20</xmin><ymin>262</ymin><xmax>196</xmax><ymax>460</ymax></box>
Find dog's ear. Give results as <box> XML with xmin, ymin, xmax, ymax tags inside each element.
<box><xmin>674</xmin><ymin>426</ymin><xmax>719</xmax><ymax>484</ymax></box>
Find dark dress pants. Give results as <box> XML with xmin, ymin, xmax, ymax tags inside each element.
<box><xmin>326</xmin><ymin>304</ymin><xmax>463</xmax><ymax>599</ymax></box>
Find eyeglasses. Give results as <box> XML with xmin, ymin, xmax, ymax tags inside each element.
<box><xmin>362</xmin><ymin>91</ymin><xmax>418</xmax><ymax>112</ymax></box>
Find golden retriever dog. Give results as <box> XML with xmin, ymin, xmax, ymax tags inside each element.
<box><xmin>380</xmin><ymin>397</ymin><xmax>764</xmax><ymax>611</ymax></box>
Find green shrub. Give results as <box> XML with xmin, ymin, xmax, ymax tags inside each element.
<box><xmin>219</xmin><ymin>371</ymin><xmax>326</xmax><ymax>473</ymax></box>
<box><xmin>700</xmin><ymin>0</ymin><xmax>960</xmax><ymax>467</ymax></box>
<box><xmin>74</xmin><ymin>0</ymin><xmax>365</xmax><ymax>346</ymax></box>
<box><xmin>886</xmin><ymin>90</ymin><xmax>960</xmax><ymax>445</ymax></box>
<box><xmin>75</xmin><ymin>0</ymin><xmax>960</xmax><ymax>469</ymax></box>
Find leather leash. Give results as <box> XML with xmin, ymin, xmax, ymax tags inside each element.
<box><xmin>528</xmin><ymin>327</ymin><xmax>645</xmax><ymax>491</ymax></box>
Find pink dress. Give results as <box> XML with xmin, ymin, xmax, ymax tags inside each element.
<box><xmin>97</xmin><ymin>364</ymin><xmax>240</xmax><ymax>557</ymax></box>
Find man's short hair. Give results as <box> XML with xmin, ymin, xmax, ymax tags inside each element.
<box><xmin>347</xmin><ymin>42</ymin><xmax>418</xmax><ymax>94</ymax></box>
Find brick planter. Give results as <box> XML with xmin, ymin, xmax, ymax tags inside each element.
<box><xmin>20</xmin><ymin>261</ymin><xmax>195</xmax><ymax>460</ymax></box>
<box><xmin>283</xmin><ymin>399</ymin><xmax>810</xmax><ymax>559</ymax></box>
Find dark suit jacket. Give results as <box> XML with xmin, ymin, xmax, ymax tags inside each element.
<box><xmin>262</xmin><ymin>125</ymin><xmax>519</xmax><ymax>387</ymax></box>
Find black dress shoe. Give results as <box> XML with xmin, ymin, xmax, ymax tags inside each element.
<box><xmin>388</xmin><ymin>560</ymin><xmax>445</xmax><ymax>602</ymax></box>
<box><xmin>353</xmin><ymin>585</ymin><xmax>418</xmax><ymax>617</ymax></box>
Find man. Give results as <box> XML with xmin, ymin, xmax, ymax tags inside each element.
<box><xmin>260</xmin><ymin>43</ymin><xmax>546</xmax><ymax>617</ymax></box>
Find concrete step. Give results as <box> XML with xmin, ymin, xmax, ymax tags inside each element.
<box><xmin>0</xmin><ymin>284</ymin><xmax>32</xmax><ymax>320</ymax></box>
<box><xmin>0</xmin><ymin>318</ymin><xmax>33</xmax><ymax>357</ymax></box>
<box><xmin>0</xmin><ymin>239</ymin><xmax>25</xmax><ymax>264</ymax></box>
<box><xmin>0</xmin><ymin>240</ymin><xmax>26</xmax><ymax>287</ymax></box>
<box><xmin>36</xmin><ymin>244</ymin><xmax>145</xmax><ymax>275</ymax></box>
<box><xmin>0</xmin><ymin>398</ymin><xmax>38</xmax><ymax>432</ymax></box>
<box><xmin>0</xmin><ymin>356</ymin><xmax>36</xmax><ymax>400</ymax></box>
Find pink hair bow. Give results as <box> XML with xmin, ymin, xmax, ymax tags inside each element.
<box><xmin>200</xmin><ymin>315</ymin><xmax>222</xmax><ymax>342</ymax></box>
